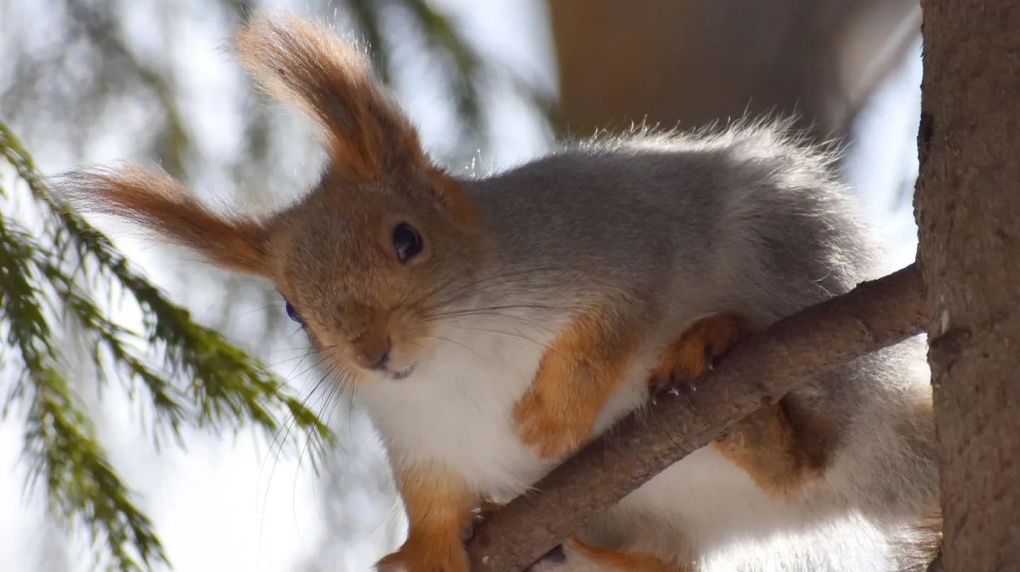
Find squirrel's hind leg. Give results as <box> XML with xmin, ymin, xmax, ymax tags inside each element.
<box><xmin>649</xmin><ymin>312</ymin><xmax>838</xmax><ymax>497</ymax></box>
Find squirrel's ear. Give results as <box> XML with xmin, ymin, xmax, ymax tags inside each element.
<box><xmin>235</xmin><ymin>12</ymin><xmax>426</xmax><ymax>180</ymax></box>
<box><xmin>57</xmin><ymin>166</ymin><xmax>272</xmax><ymax>277</ymax></box>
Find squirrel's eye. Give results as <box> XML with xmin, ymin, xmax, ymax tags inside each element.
<box><xmin>392</xmin><ymin>223</ymin><xmax>423</xmax><ymax>263</ymax></box>
<box><xmin>284</xmin><ymin>299</ymin><xmax>304</xmax><ymax>325</ymax></box>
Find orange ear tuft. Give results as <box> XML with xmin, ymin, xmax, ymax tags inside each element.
<box><xmin>57</xmin><ymin>166</ymin><xmax>271</xmax><ymax>276</ymax></box>
<box><xmin>235</xmin><ymin>12</ymin><xmax>427</xmax><ymax>179</ymax></box>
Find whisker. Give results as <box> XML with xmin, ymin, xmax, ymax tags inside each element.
<box><xmin>258</xmin><ymin>355</ymin><xmax>335</xmax><ymax>556</ymax></box>
<box><xmin>418</xmin><ymin>334</ymin><xmax>482</xmax><ymax>362</ymax></box>
<box><xmin>427</xmin><ymin>303</ymin><xmax>567</xmax><ymax>320</ymax></box>
<box><xmin>407</xmin><ymin>264</ymin><xmax>565</xmax><ymax>312</ymax></box>
<box><xmin>444</xmin><ymin>325</ymin><xmax>553</xmax><ymax>350</ymax></box>
<box><xmin>268</xmin><ymin>348</ymin><xmax>321</xmax><ymax>369</ymax></box>
<box><xmin>322</xmin><ymin>370</ymin><xmax>359</xmax><ymax>448</ymax></box>
<box><xmin>298</xmin><ymin>366</ymin><xmax>339</xmax><ymax>468</ymax></box>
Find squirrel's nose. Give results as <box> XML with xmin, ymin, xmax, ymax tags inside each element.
<box><xmin>353</xmin><ymin>336</ymin><xmax>391</xmax><ymax>371</ymax></box>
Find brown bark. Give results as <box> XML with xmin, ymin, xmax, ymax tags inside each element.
<box><xmin>467</xmin><ymin>265</ymin><xmax>927</xmax><ymax>571</ymax></box>
<box><xmin>915</xmin><ymin>2</ymin><xmax>1020</xmax><ymax>570</ymax></box>
<box><xmin>547</xmin><ymin>0</ymin><xmax>919</xmax><ymax>143</ymax></box>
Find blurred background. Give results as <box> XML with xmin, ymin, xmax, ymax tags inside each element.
<box><xmin>0</xmin><ymin>0</ymin><xmax>921</xmax><ymax>570</ymax></box>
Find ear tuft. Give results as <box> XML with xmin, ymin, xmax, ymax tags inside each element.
<box><xmin>235</xmin><ymin>11</ymin><xmax>426</xmax><ymax>179</ymax></box>
<box><xmin>55</xmin><ymin>165</ymin><xmax>271</xmax><ymax>276</ymax></box>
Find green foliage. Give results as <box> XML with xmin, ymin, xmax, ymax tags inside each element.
<box><xmin>0</xmin><ymin>119</ymin><xmax>334</xmax><ymax>571</ymax></box>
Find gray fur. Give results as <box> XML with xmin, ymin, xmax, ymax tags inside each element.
<box><xmin>450</xmin><ymin>120</ymin><xmax>939</xmax><ymax>569</ymax></box>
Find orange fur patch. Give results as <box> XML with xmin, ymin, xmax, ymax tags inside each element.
<box><xmin>59</xmin><ymin>166</ymin><xmax>270</xmax><ymax>276</ymax></box>
<box><xmin>649</xmin><ymin>312</ymin><xmax>834</xmax><ymax>497</ymax></box>
<box><xmin>514</xmin><ymin>306</ymin><xmax>639</xmax><ymax>458</ymax></box>
<box><xmin>377</xmin><ymin>463</ymin><xmax>476</xmax><ymax>572</ymax></box>
<box><xmin>569</xmin><ymin>538</ymin><xmax>692</xmax><ymax>572</ymax></box>
<box><xmin>712</xmin><ymin>397</ymin><xmax>834</xmax><ymax>496</ymax></box>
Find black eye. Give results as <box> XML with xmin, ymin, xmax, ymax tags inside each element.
<box><xmin>392</xmin><ymin>223</ymin><xmax>423</xmax><ymax>263</ymax></box>
<box><xmin>284</xmin><ymin>299</ymin><xmax>304</xmax><ymax>325</ymax></box>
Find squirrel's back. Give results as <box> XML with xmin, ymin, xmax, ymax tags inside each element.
<box><xmin>466</xmin><ymin>121</ymin><xmax>881</xmax><ymax>320</ymax></box>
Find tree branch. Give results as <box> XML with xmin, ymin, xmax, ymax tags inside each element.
<box><xmin>467</xmin><ymin>264</ymin><xmax>927</xmax><ymax>571</ymax></box>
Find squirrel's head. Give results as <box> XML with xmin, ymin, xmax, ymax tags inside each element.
<box><xmin>59</xmin><ymin>12</ymin><xmax>482</xmax><ymax>381</ymax></box>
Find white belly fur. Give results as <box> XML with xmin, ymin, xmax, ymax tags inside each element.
<box><xmin>600</xmin><ymin>450</ymin><xmax>896</xmax><ymax>570</ymax></box>
<box><xmin>356</xmin><ymin>327</ymin><xmax>557</xmax><ymax>502</ymax></box>
<box><xmin>355</xmin><ymin>327</ymin><xmax>896</xmax><ymax>569</ymax></box>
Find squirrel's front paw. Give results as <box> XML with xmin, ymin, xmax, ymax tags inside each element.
<box><xmin>647</xmin><ymin>311</ymin><xmax>753</xmax><ymax>392</ymax></box>
<box><xmin>513</xmin><ymin>388</ymin><xmax>593</xmax><ymax>458</ymax></box>
<box><xmin>375</xmin><ymin>540</ymin><xmax>469</xmax><ymax>572</ymax></box>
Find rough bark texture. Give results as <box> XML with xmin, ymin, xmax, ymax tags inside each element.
<box><xmin>548</xmin><ymin>0</ymin><xmax>919</xmax><ymax>143</ymax></box>
<box><xmin>915</xmin><ymin>2</ymin><xmax>1020</xmax><ymax>570</ymax></box>
<box><xmin>467</xmin><ymin>265</ymin><xmax>927</xmax><ymax>571</ymax></box>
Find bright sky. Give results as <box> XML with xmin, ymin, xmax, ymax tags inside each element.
<box><xmin>0</xmin><ymin>2</ymin><xmax>921</xmax><ymax>571</ymax></box>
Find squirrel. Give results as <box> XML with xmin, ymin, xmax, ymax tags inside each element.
<box><xmin>59</xmin><ymin>11</ymin><xmax>941</xmax><ymax>572</ymax></box>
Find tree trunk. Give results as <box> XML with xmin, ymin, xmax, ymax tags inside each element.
<box><xmin>915</xmin><ymin>2</ymin><xmax>1020</xmax><ymax>570</ymax></box>
<box><xmin>547</xmin><ymin>0</ymin><xmax>919</xmax><ymax>143</ymax></box>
